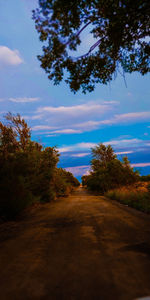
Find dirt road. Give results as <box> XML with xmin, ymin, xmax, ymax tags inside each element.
<box><xmin>0</xmin><ymin>187</ymin><xmax>150</xmax><ymax>300</ymax></box>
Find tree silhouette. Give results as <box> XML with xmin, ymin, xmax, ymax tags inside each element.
<box><xmin>0</xmin><ymin>113</ymin><xmax>79</xmax><ymax>219</ymax></box>
<box><xmin>33</xmin><ymin>0</ymin><xmax>150</xmax><ymax>93</ymax></box>
<box><xmin>91</xmin><ymin>143</ymin><xmax>116</xmax><ymax>170</ymax></box>
<box><xmin>82</xmin><ymin>143</ymin><xmax>139</xmax><ymax>192</ymax></box>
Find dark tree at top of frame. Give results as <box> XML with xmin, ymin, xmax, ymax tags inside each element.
<box><xmin>33</xmin><ymin>0</ymin><xmax>150</xmax><ymax>93</ymax></box>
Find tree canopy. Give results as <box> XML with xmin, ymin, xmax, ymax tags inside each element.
<box><xmin>91</xmin><ymin>143</ymin><xmax>116</xmax><ymax>171</ymax></box>
<box><xmin>33</xmin><ymin>0</ymin><xmax>150</xmax><ymax>93</ymax></box>
<box><xmin>82</xmin><ymin>143</ymin><xmax>139</xmax><ymax>192</ymax></box>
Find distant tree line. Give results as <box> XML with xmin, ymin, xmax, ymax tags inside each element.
<box><xmin>82</xmin><ymin>143</ymin><xmax>139</xmax><ymax>193</ymax></box>
<box><xmin>0</xmin><ymin>113</ymin><xmax>79</xmax><ymax>220</ymax></box>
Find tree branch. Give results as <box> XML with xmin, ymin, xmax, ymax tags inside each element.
<box><xmin>65</xmin><ymin>21</ymin><xmax>92</xmax><ymax>46</ymax></box>
<box><xmin>77</xmin><ymin>38</ymin><xmax>101</xmax><ymax>59</ymax></box>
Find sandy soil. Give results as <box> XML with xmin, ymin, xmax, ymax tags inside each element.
<box><xmin>0</xmin><ymin>187</ymin><xmax>150</xmax><ymax>300</ymax></box>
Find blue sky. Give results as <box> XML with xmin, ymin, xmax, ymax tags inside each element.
<box><xmin>0</xmin><ymin>0</ymin><xmax>150</xmax><ymax>180</ymax></box>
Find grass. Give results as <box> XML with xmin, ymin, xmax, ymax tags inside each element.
<box><xmin>105</xmin><ymin>183</ymin><xmax>150</xmax><ymax>213</ymax></box>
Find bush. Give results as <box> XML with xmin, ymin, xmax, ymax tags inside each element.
<box><xmin>82</xmin><ymin>143</ymin><xmax>139</xmax><ymax>193</ymax></box>
<box><xmin>0</xmin><ymin>176</ymin><xmax>34</xmax><ymax>219</ymax></box>
<box><xmin>106</xmin><ymin>186</ymin><xmax>150</xmax><ymax>213</ymax></box>
<box><xmin>140</xmin><ymin>175</ymin><xmax>150</xmax><ymax>182</ymax></box>
<box><xmin>54</xmin><ymin>169</ymin><xmax>80</xmax><ymax>197</ymax></box>
<box><xmin>0</xmin><ymin>113</ymin><xmax>79</xmax><ymax>219</ymax></box>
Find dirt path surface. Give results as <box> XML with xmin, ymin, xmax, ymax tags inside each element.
<box><xmin>0</xmin><ymin>187</ymin><xmax>150</xmax><ymax>300</ymax></box>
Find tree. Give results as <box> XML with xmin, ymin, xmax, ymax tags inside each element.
<box><xmin>5</xmin><ymin>112</ymin><xmax>31</xmax><ymax>151</ymax></box>
<box><xmin>0</xmin><ymin>113</ymin><xmax>79</xmax><ymax>219</ymax></box>
<box><xmin>53</xmin><ymin>168</ymin><xmax>80</xmax><ymax>197</ymax></box>
<box><xmin>84</xmin><ymin>143</ymin><xmax>139</xmax><ymax>192</ymax></box>
<box><xmin>91</xmin><ymin>143</ymin><xmax>116</xmax><ymax>171</ymax></box>
<box><xmin>33</xmin><ymin>0</ymin><xmax>150</xmax><ymax>93</ymax></box>
<box><xmin>0</xmin><ymin>122</ymin><xmax>17</xmax><ymax>157</ymax></box>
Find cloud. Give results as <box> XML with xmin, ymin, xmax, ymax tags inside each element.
<box><xmin>73</xmin><ymin>119</ymin><xmax>111</xmax><ymax>131</ymax></box>
<box><xmin>57</xmin><ymin>111</ymin><xmax>150</xmax><ymax>134</ymax></box>
<box><xmin>32</xmin><ymin>125</ymin><xmax>57</xmax><ymax>131</ymax></box>
<box><xmin>76</xmin><ymin>111</ymin><xmax>150</xmax><ymax>130</ymax></box>
<box><xmin>104</xmin><ymin>138</ymin><xmax>141</xmax><ymax>147</ymax></box>
<box><xmin>58</xmin><ymin>138</ymin><xmax>149</xmax><ymax>153</ymax></box>
<box><xmin>9</xmin><ymin>97</ymin><xmax>39</xmax><ymax>103</ymax></box>
<box><xmin>131</xmin><ymin>163</ymin><xmax>150</xmax><ymax>168</ymax></box>
<box><xmin>31</xmin><ymin>100</ymin><xmax>118</xmax><ymax>135</ymax></box>
<box><xmin>71</xmin><ymin>153</ymin><xmax>90</xmax><ymax>158</ymax></box>
<box><xmin>51</xmin><ymin>129</ymin><xmax>82</xmax><ymax>134</ymax></box>
<box><xmin>75</xmin><ymin>111</ymin><xmax>150</xmax><ymax>130</ymax></box>
<box><xmin>31</xmin><ymin>100</ymin><xmax>150</xmax><ymax>136</ymax></box>
<box><xmin>31</xmin><ymin>114</ymin><xmax>44</xmax><ymax>120</ymax></box>
<box><xmin>112</xmin><ymin>111</ymin><xmax>150</xmax><ymax>123</ymax></box>
<box><xmin>83</xmin><ymin>170</ymin><xmax>91</xmax><ymax>176</ymax></box>
<box><xmin>65</xmin><ymin>165</ymin><xmax>90</xmax><ymax>176</ymax></box>
<box><xmin>58</xmin><ymin>142</ymin><xmax>96</xmax><ymax>153</ymax></box>
<box><xmin>46</xmin><ymin>134</ymin><xmax>57</xmax><ymax>137</ymax></box>
<box><xmin>116</xmin><ymin>151</ymin><xmax>134</xmax><ymax>155</ymax></box>
<box><xmin>75</xmin><ymin>120</ymin><xmax>101</xmax><ymax>129</ymax></box>
<box><xmin>37</xmin><ymin>101</ymin><xmax>116</xmax><ymax>116</ymax></box>
<box><xmin>102</xmin><ymin>101</ymin><xmax>118</xmax><ymax>105</ymax></box>
<box><xmin>0</xmin><ymin>46</ymin><xmax>23</xmax><ymax>67</ymax></box>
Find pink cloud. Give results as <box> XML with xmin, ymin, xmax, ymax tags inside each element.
<box><xmin>0</xmin><ymin>46</ymin><xmax>23</xmax><ymax>66</ymax></box>
<box><xmin>65</xmin><ymin>165</ymin><xmax>90</xmax><ymax>176</ymax></box>
<box><xmin>131</xmin><ymin>163</ymin><xmax>150</xmax><ymax>168</ymax></box>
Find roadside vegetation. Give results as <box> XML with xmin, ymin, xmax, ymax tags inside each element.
<box><xmin>0</xmin><ymin>113</ymin><xmax>79</xmax><ymax>220</ymax></box>
<box><xmin>82</xmin><ymin>143</ymin><xmax>150</xmax><ymax>213</ymax></box>
<box><xmin>106</xmin><ymin>184</ymin><xmax>150</xmax><ymax>213</ymax></box>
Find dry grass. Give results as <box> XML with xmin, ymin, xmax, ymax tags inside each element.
<box><xmin>105</xmin><ymin>182</ymin><xmax>150</xmax><ymax>213</ymax></box>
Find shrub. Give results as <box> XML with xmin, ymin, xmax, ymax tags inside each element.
<box><xmin>54</xmin><ymin>169</ymin><xmax>80</xmax><ymax>197</ymax></box>
<box><xmin>82</xmin><ymin>143</ymin><xmax>139</xmax><ymax>193</ymax></box>
<box><xmin>105</xmin><ymin>186</ymin><xmax>150</xmax><ymax>213</ymax></box>
<box><xmin>0</xmin><ymin>176</ymin><xmax>34</xmax><ymax>219</ymax></box>
<box><xmin>0</xmin><ymin>113</ymin><xmax>79</xmax><ymax>219</ymax></box>
<box><xmin>140</xmin><ymin>175</ymin><xmax>150</xmax><ymax>182</ymax></box>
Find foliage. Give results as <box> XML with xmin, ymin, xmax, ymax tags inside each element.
<box><xmin>54</xmin><ymin>168</ymin><xmax>80</xmax><ymax>197</ymax></box>
<box><xmin>106</xmin><ymin>185</ymin><xmax>150</xmax><ymax>213</ymax></box>
<box><xmin>33</xmin><ymin>0</ymin><xmax>150</xmax><ymax>93</ymax></box>
<box><xmin>82</xmin><ymin>143</ymin><xmax>139</xmax><ymax>193</ymax></box>
<box><xmin>82</xmin><ymin>175</ymin><xmax>89</xmax><ymax>187</ymax></box>
<box><xmin>0</xmin><ymin>113</ymin><xmax>78</xmax><ymax>219</ymax></box>
<box><xmin>91</xmin><ymin>143</ymin><xmax>116</xmax><ymax>171</ymax></box>
<box><xmin>140</xmin><ymin>174</ymin><xmax>150</xmax><ymax>182</ymax></box>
